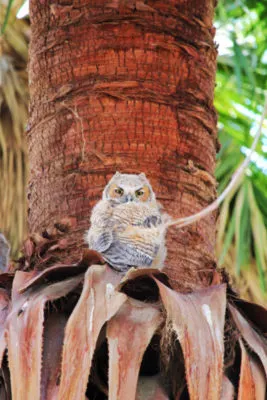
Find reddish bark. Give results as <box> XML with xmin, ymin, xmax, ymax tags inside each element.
<box><xmin>28</xmin><ymin>0</ymin><xmax>218</xmax><ymax>291</ymax></box>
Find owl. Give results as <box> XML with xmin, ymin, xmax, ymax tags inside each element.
<box><xmin>85</xmin><ymin>172</ymin><xmax>168</xmax><ymax>272</ymax></box>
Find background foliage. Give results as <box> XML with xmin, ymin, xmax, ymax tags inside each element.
<box><xmin>0</xmin><ymin>0</ymin><xmax>267</xmax><ymax>304</ymax></box>
<box><xmin>215</xmin><ymin>0</ymin><xmax>267</xmax><ymax>305</ymax></box>
<box><xmin>0</xmin><ymin>2</ymin><xmax>29</xmax><ymax>259</ymax></box>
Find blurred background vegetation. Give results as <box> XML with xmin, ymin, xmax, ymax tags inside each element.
<box><xmin>0</xmin><ymin>0</ymin><xmax>267</xmax><ymax>305</ymax></box>
<box><xmin>215</xmin><ymin>0</ymin><xmax>267</xmax><ymax>305</ymax></box>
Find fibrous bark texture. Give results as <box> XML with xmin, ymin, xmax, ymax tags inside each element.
<box><xmin>28</xmin><ymin>0</ymin><xmax>218</xmax><ymax>291</ymax></box>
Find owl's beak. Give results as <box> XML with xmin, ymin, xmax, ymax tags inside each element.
<box><xmin>126</xmin><ymin>194</ymin><xmax>134</xmax><ymax>202</ymax></box>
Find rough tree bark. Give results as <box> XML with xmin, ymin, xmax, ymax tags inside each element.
<box><xmin>27</xmin><ymin>0</ymin><xmax>218</xmax><ymax>292</ymax></box>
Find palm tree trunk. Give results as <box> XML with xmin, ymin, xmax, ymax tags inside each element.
<box><xmin>3</xmin><ymin>4</ymin><xmax>267</xmax><ymax>398</ymax></box>
<box><xmin>28</xmin><ymin>0</ymin><xmax>218</xmax><ymax>291</ymax></box>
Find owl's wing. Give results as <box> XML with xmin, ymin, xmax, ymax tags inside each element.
<box><xmin>103</xmin><ymin>240</ymin><xmax>156</xmax><ymax>272</ymax></box>
<box><xmin>100</xmin><ymin>225</ymin><xmax>161</xmax><ymax>271</ymax></box>
<box><xmin>86</xmin><ymin>200</ymin><xmax>115</xmax><ymax>252</ymax></box>
<box><xmin>89</xmin><ymin>230</ymin><xmax>113</xmax><ymax>253</ymax></box>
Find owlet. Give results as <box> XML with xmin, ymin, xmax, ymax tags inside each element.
<box><xmin>85</xmin><ymin>172</ymin><xmax>168</xmax><ymax>272</ymax></box>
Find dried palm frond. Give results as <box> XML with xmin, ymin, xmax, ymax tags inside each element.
<box><xmin>219</xmin><ymin>244</ymin><xmax>267</xmax><ymax>308</ymax></box>
<box><xmin>0</xmin><ymin>4</ymin><xmax>29</xmax><ymax>257</ymax></box>
<box><xmin>0</xmin><ymin>221</ymin><xmax>266</xmax><ymax>399</ymax></box>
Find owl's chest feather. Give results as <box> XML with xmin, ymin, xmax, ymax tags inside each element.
<box><xmin>111</xmin><ymin>202</ymin><xmax>159</xmax><ymax>227</ymax></box>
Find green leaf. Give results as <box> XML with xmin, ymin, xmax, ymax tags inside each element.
<box><xmin>1</xmin><ymin>0</ymin><xmax>15</xmax><ymax>35</ymax></box>
<box><xmin>235</xmin><ymin>182</ymin><xmax>251</xmax><ymax>273</ymax></box>
<box><xmin>232</xmin><ymin>34</ymin><xmax>243</xmax><ymax>92</ymax></box>
<box><xmin>218</xmin><ymin>208</ymin><xmax>236</xmax><ymax>266</ymax></box>
<box><xmin>248</xmin><ymin>182</ymin><xmax>267</xmax><ymax>292</ymax></box>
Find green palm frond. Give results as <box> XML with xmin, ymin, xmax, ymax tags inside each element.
<box><xmin>215</xmin><ymin>0</ymin><xmax>267</xmax><ymax>303</ymax></box>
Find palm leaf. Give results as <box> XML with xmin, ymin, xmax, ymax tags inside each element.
<box><xmin>0</xmin><ymin>4</ymin><xmax>29</xmax><ymax>257</ymax></box>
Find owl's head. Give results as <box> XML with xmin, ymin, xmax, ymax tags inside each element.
<box><xmin>103</xmin><ymin>172</ymin><xmax>155</xmax><ymax>204</ymax></box>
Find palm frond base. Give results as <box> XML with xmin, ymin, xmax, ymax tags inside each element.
<box><xmin>0</xmin><ymin>221</ymin><xmax>266</xmax><ymax>399</ymax></box>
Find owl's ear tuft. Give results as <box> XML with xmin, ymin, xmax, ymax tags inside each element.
<box><xmin>139</xmin><ymin>172</ymin><xmax>146</xmax><ymax>179</ymax></box>
<box><xmin>114</xmin><ymin>171</ymin><xmax>121</xmax><ymax>177</ymax></box>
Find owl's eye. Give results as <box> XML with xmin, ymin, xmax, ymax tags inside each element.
<box><xmin>135</xmin><ymin>189</ymin><xmax>144</xmax><ymax>197</ymax></box>
<box><xmin>115</xmin><ymin>187</ymin><xmax>124</xmax><ymax>196</ymax></box>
